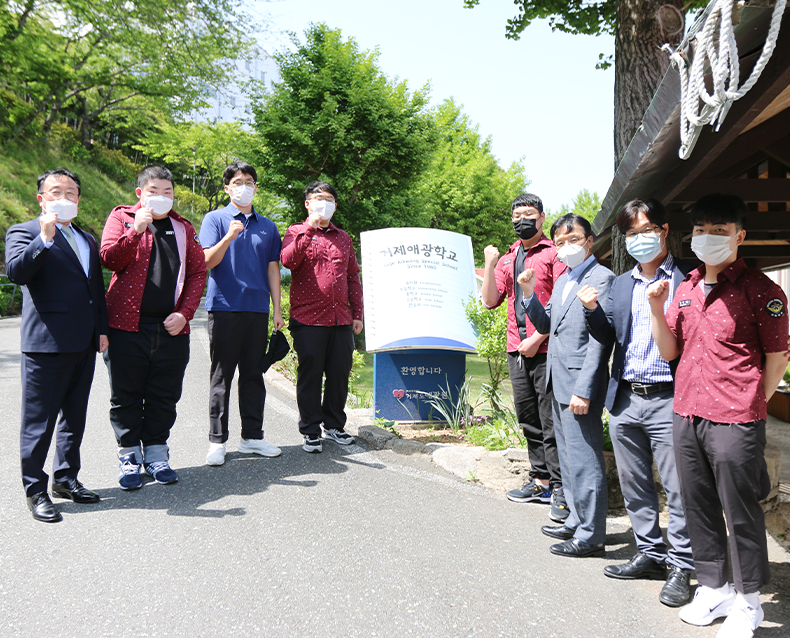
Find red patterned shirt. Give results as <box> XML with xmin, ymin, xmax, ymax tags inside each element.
<box><xmin>666</xmin><ymin>258</ymin><xmax>788</xmax><ymax>423</ymax></box>
<box><xmin>100</xmin><ymin>203</ymin><xmax>207</xmax><ymax>334</ymax></box>
<box><xmin>281</xmin><ymin>220</ymin><xmax>363</xmax><ymax>326</ymax></box>
<box><xmin>486</xmin><ymin>236</ymin><xmax>566</xmax><ymax>353</ymax></box>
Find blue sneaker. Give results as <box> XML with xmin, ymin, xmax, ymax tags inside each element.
<box><xmin>118</xmin><ymin>453</ymin><xmax>142</xmax><ymax>491</ymax></box>
<box><xmin>144</xmin><ymin>461</ymin><xmax>178</xmax><ymax>485</ymax></box>
<box><xmin>506</xmin><ymin>479</ymin><xmax>552</xmax><ymax>503</ymax></box>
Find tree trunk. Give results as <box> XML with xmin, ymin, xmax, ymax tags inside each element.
<box><xmin>611</xmin><ymin>0</ymin><xmax>685</xmax><ymax>274</ymax></box>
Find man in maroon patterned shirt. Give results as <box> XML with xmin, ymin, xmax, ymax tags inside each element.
<box><xmin>281</xmin><ymin>181</ymin><xmax>364</xmax><ymax>453</ymax></box>
<box><xmin>648</xmin><ymin>194</ymin><xmax>788</xmax><ymax>638</ymax></box>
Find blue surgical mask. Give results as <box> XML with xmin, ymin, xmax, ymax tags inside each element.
<box><xmin>625</xmin><ymin>232</ymin><xmax>663</xmax><ymax>263</ymax></box>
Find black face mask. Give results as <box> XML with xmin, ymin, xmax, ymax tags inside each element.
<box><xmin>513</xmin><ymin>217</ymin><xmax>539</xmax><ymax>240</ymax></box>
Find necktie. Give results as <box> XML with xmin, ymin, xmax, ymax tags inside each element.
<box><xmin>61</xmin><ymin>225</ymin><xmax>83</xmax><ymax>268</ymax></box>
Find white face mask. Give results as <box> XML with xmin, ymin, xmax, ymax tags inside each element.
<box><xmin>691</xmin><ymin>233</ymin><xmax>736</xmax><ymax>266</ymax></box>
<box><xmin>625</xmin><ymin>232</ymin><xmax>663</xmax><ymax>264</ymax></box>
<box><xmin>230</xmin><ymin>185</ymin><xmax>255</xmax><ymax>208</ymax></box>
<box><xmin>143</xmin><ymin>195</ymin><xmax>173</xmax><ymax>216</ymax></box>
<box><xmin>556</xmin><ymin>241</ymin><xmax>588</xmax><ymax>269</ymax></box>
<box><xmin>310</xmin><ymin>199</ymin><xmax>336</xmax><ymax>221</ymax></box>
<box><xmin>45</xmin><ymin>198</ymin><xmax>78</xmax><ymax>222</ymax></box>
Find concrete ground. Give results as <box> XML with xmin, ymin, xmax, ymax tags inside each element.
<box><xmin>0</xmin><ymin>308</ymin><xmax>788</xmax><ymax>637</ymax></box>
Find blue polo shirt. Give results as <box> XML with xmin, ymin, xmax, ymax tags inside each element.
<box><xmin>200</xmin><ymin>204</ymin><xmax>282</xmax><ymax>313</ymax></box>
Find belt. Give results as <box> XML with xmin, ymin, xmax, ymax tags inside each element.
<box><xmin>621</xmin><ymin>380</ymin><xmax>674</xmax><ymax>396</ymax></box>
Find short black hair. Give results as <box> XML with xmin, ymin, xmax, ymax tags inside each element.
<box><xmin>304</xmin><ymin>180</ymin><xmax>338</xmax><ymax>201</ymax></box>
<box><xmin>690</xmin><ymin>193</ymin><xmax>747</xmax><ymax>230</ymax></box>
<box><xmin>37</xmin><ymin>168</ymin><xmax>81</xmax><ymax>195</ymax></box>
<box><xmin>137</xmin><ymin>165</ymin><xmax>174</xmax><ymax>190</ymax></box>
<box><xmin>616</xmin><ymin>198</ymin><xmax>669</xmax><ymax>234</ymax></box>
<box><xmin>550</xmin><ymin>213</ymin><xmax>593</xmax><ymax>241</ymax></box>
<box><xmin>223</xmin><ymin>162</ymin><xmax>257</xmax><ymax>185</ymax></box>
<box><xmin>511</xmin><ymin>193</ymin><xmax>543</xmax><ymax>214</ymax></box>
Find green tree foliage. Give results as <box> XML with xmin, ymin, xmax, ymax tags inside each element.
<box><xmin>543</xmin><ymin>188</ymin><xmax>602</xmax><ymax>236</ymax></box>
<box><xmin>416</xmin><ymin>99</ymin><xmax>529</xmax><ymax>265</ymax></box>
<box><xmin>465</xmin><ymin>294</ymin><xmax>509</xmax><ymax>409</ymax></box>
<box><xmin>0</xmin><ymin>0</ymin><xmax>257</xmax><ymax>145</ymax></box>
<box><xmin>250</xmin><ymin>23</ymin><xmax>436</xmax><ymax>241</ymax></box>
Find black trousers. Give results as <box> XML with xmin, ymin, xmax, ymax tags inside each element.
<box><xmin>20</xmin><ymin>347</ymin><xmax>95</xmax><ymax>496</ymax></box>
<box><xmin>208</xmin><ymin>311</ymin><xmax>268</xmax><ymax>443</ymax></box>
<box><xmin>674</xmin><ymin>414</ymin><xmax>771</xmax><ymax>594</ymax></box>
<box><xmin>507</xmin><ymin>352</ymin><xmax>562</xmax><ymax>487</ymax></box>
<box><xmin>291</xmin><ymin>323</ymin><xmax>354</xmax><ymax>437</ymax></box>
<box><xmin>103</xmin><ymin>325</ymin><xmax>190</xmax><ymax>451</ymax></box>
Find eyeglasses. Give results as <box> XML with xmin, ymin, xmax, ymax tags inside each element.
<box><xmin>40</xmin><ymin>189</ymin><xmax>79</xmax><ymax>202</ymax></box>
<box><xmin>624</xmin><ymin>225</ymin><xmax>662</xmax><ymax>240</ymax></box>
<box><xmin>308</xmin><ymin>195</ymin><xmax>335</xmax><ymax>203</ymax></box>
<box><xmin>229</xmin><ymin>180</ymin><xmax>255</xmax><ymax>187</ymax></box>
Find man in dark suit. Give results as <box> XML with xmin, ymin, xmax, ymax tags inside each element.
<box><xmin>518</xmin><ymin>213</ymin><xmax>615</xmax><ymax>558</ymax></box>
<box><xmin>578</xmin><ymin>199</ymin><xmax>694</xmax><ymax>608</ymax></box>
<box><xmin>6</xmin><ymin>168</ymin><xmax>108</xmax><ymax>523</ymax></box>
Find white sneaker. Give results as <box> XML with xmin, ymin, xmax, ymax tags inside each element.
<box><xmin>717</xmin><ymin>594</ymin><xmax>764</xmax><ymax>638</ymax></box>
<box><xmin>239</xmin><ymin>438</ymin><xmax>281</xmax><ymax>457</ymax></box>
<box><xmin>321</xmin><ymin>427</ymin><xmax>355</xmax><ymax>446</ymax></box>
<box><xmin>206</xmin><ymin>443</ymin><xmax>227</xmax><ymax>466</ymax></box>
<box><xmin>679</xmin><ymin>584</ymin><xmax>736</xmax><ymax>626</ymax></box>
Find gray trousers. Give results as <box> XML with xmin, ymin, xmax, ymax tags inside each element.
<box><xmin>674</xmin><ymin>415</ymin><xmax>771</xmax><ymax>594</ymax></box>
<box><xmin>609</xmin><ymin>387</ymin><xmax>693</xmax><ymax>570</ymax></box>
<box><xmin>552</xmin><ymin>397</ymin><xmax>608</xmax><ymax>545</ymax></box>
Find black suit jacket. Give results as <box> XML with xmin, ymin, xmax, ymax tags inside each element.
<box><xmin>5</xmin><ymin>218</ymin><xmax>108</xmax><ymax>353</ymax></box>
<box><xmin>584</xmin><ymin>256</ymin><xmax>693</xmax><ymax>410</ymax></box>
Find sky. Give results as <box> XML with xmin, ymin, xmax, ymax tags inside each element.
<box><xmin>253</xmin><ymin>0</ymin><xmax>616</xmax><ymax>212</ymax></box>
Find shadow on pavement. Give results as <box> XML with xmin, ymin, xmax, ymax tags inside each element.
<box><xmin>52</xmin><ymin>443</ymin><xmax>386</xmax><ymax>519</ymax></box>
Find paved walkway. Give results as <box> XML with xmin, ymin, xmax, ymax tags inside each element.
<box><xmin>0</xmin><ymin>309</ymin><xmax>788</xmax><ymax>637</ymax></box>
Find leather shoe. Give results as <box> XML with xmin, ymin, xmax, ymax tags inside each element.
<box><xmin>27</xmin><ymin>492</ymin><xmax>62</xmax><ymax>523</ymax></box>
<box><xmin>541</xmin><ymin>524</ymin><xmax>575</xmax><ymax>540</ymax></box>
<box><xmin>51</xmin><ymin>478</ymin><xmax>100</xmax><ymax>503</ymax></box>
<box><xmin>604</xmin><ymin>551</ymin><xmax>667</xmax><ymax>580</ymax></box>
<box><xmin>659</xmin><ymin>566</ymin><xmax>692</xmax><ymax>607</ymax></box>
<box><xmin>550</xmin><ymin>538</ymin><xmax>605</xmax><ymax>558</ymax></box>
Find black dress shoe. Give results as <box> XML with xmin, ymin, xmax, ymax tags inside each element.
<box><xmin>27</xmin><ymin>492</ymin><xmax>62</xmax><ymax>523</ymax></box>
<box><xmin>604</xmin><ymin>552</ymin><xmax>667</xmax><ymax>580</ymax></box>
<box><xmin>541</xmin><ymin>524</ymin><xmax>575</xmax><ymax>540</ymax></box>
<box><xmin>51</xmin><ymin>478</ymin><xmax>100</xmax><ymax>503</ymax></box>
<box><xmin>659</xmin><ymin>566</ymin><xmax>692</xmax><ymax>607</ymax></box>
<box><xmin>550</xmin><ymin>538</ymin><xmax>605</xmax><ymax>558</ymax></box>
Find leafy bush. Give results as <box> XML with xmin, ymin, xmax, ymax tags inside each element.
<box><xmin>0</xmin><ymin>279</ymin><xmax>23</xmax><ymax>316</ymax></box>
<box><xmin>465</xmin><ymin>294</ymin><xmax>508</xmax><ymax>409</ymax></box>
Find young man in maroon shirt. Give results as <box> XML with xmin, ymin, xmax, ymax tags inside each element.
<box><xmin>648</xmin><ymin>194</ymin><xmax>788</xmax><ymax>638</ymax></box>
<box><xmin>280</xmin><ymin>181</ymin><xmax>364</xmax><ymax>453</ymax></box>
<box><xmin>481</xmin><ymin>193</ymin><xmax>568</xmax><ymax>521</ymax></box>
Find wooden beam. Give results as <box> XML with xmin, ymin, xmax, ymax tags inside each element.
<box><xmin>671</xmin><ymin>178</ymin><xmax>790</xmax><ymax>203</ymax></box>
<box><xmin>762</xmin><ymin>139</ymin><xmax>790</xmax><ymax>169</ymax></box>
<box><xmin>668</xmin><ymin>212</ymin><xmax>790</xmax><ymax>230</ymax></box>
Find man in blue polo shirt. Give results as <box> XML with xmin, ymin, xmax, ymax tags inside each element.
<box><xmin>200</xmin><ymin>161</ymin><xmax>284</xmax><ymax>466</ymax></box>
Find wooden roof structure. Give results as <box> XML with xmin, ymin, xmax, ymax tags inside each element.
<box><xmin>592</xmin><ymin>1</ymin><xmax>790</xmax><ymax>271</ymax></box>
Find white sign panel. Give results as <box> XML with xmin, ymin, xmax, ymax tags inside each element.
<box><xmin>361</xmin><ymin>227</ymin><xmax>478</xmax><ymax>353</ymax></box>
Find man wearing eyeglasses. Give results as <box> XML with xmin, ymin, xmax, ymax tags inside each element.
<box><xmin>577</xmin><ymin>199</ymin><xmax>694</xmax><ymax>607</ymax></box>
<box><xmin>200</xmin><ymin>162</ymin><xmax>284</xmax><ymax>467</ymax></box>
<box><xmin>281</xmin><ymin>181</ymin><xmax>363</xmax><ymax>454</ymax></box>
<box><xmin>5</xmin><ymin>168</ymin><xmax>108</xmax><ymax>522</ymax></box>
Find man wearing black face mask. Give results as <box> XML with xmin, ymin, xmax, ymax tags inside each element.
<box><xmin>482</xmin><ymin>193</ymin><xmax>567</xmax><ymax>521</ymax></box>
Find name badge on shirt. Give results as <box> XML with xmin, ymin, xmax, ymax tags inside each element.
<box><xmin>679</xmin><ymin>299</ymin><xmax>691</xmax><ymax>308</ymax></box>
<box><xmin>503</xmin><ymin>259</ymin><xmax>512</xmax><ymax>265</ymax></box>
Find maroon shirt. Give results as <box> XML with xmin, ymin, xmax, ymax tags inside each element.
<box><xmin>666</xmin><ymin>259</ymin><xmax>788</xmax><ymax>423</ymax></box>
<box><xmin>486</xmin><ymin>236</ymin><xmax>566</xmax><ymax>353</ymax></box>
<box><xmin>281</xmin><ymin>220</ymin><xmax>363</xmax><ymax>326</ymax></box>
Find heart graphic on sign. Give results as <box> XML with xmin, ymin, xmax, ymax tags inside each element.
<box><xmin>392</xmin><ymin>389</ymin><xmax>405</xmax><ymax>399</ymax></box>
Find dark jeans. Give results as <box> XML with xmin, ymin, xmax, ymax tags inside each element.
<box><xmin>208</xmin><ymin>311</ymin><xmax>268</xmax><ymax>444</ymax></box>
<box><xmin>20</xmin><ymin>348</ymin><xmax>95</xmax><ymax>496</ymax></box>
<box><xmin>674</xmin><ymin>414</ymin><xmax>771</xmax><ymax>594</ymax></box>
<box><xmin>507</xmin><ymin>352</ymin><xmax>561</xmax><ymax>487</ymax></box>
<box><xmin>291</xmin><ymin>323</ymin><xmax>354</xmax><ymax>437</ymax></box>
<box><xmin>103</xmin><ymin>325</ymin><xmax>190</xmax><ymax>451</ymax></box>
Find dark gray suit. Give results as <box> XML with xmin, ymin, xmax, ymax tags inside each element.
<box><xmin>526</xmin><ymin>258</ymin><xmax>615</xmax><ymax>545</ymax></box>
<box><xmin>584</xmin><ymin>257</ymin><xmax>694</xmax><ymax>570</ymax></box>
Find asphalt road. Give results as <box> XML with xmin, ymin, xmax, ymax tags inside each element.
<box><xmin>0</xmin><ymin>308</ymin><xmax>787</xmax><ymax>637</ymax></box>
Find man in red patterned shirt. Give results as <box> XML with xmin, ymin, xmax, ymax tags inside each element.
<box><xmin>101</xmin><ymin>165</ymin><xmax>206</xmax><ymax>490</ymax></box>
<box><xmin>648</xmin><ymin>194</ymin><xmax>788</xmax><ymax>638</ymax></box>
<box><xmin>281</xmin><ymin>181</ymin><xmax>364</xmax><ymax>453</ymax></box>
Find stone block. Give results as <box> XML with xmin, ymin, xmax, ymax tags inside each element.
<box><xmin>387</xmin><ymin>439</ymin><xmax>429</xmax><ymax>455</ymax></box>
<box><xmin>356</xmin><ymin>425</ymin><xmax>395</xmax><ymax>449</ymax></box>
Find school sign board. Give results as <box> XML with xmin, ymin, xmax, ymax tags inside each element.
<box><xmin>360</xmin><ymin>228</ymin><xmax>478</xmax><ymax>421</ymax></box>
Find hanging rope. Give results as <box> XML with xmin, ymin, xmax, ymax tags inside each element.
<box><xmin>662</xmin><ymin>0</ymin><xmax>787</xmax><ymax>159</ymax></box>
